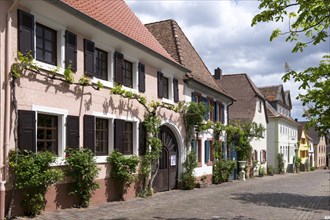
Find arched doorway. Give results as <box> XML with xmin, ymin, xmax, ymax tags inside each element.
<box><xmin>153</xmin><ymin>125</ymin><xmax>178</xmax><ymax>192</ymax></box>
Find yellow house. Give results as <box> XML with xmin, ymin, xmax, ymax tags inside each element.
<box><xmin>298</xmin><ymin>127</ymin><xmax>311</xmax><ymax>164</ymax></box>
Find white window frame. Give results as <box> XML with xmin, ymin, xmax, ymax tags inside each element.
<box><xmin>91</xmin><ymin>42</ymin><xmax>115</xmax><ymax>88</ymax></box>
<box><xmin>31</xmin><ymin>11</ymin><xmax>66</xmax><ymax>74</ymax></box>
<box><xmin>92</xmin><ymin>112</ymin><xmax>139</xmax><ymax>163</ymax></box>
<box><xmin>120</xmin><ymin>53</ymin><xmax>139</xmax><ymax>93</ymax></box>
<box><xmin>32</xmin><ymin>105</ymin><xmax>68</xmax><ymax>165</ymax></box>
<box><xmin>161</xmin><ymin>72</ymin><xmax>174</xmax><ymax>104</ymax></box>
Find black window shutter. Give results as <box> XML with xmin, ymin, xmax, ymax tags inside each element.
<box><xmin>114</xmin><ymin>119</ymin><xmax>125</xmax><ymax>153</ymax></box>
<box><xmin>114</xmin><ymin>52</ymin><xmax>124</xmax><ymax>84</ymax></box>
<box><xmin>18</xmin><ymin>10</ymin><xmax>34</xmax><ymax>56</ymax></box>
<box><xmin>83</xmin><ymin>115</ymin><xmax>95</xmax><ymax>153</ymax></box>
<box><xmin>65</xmin><ymin>31</ymin><xmax>77</xmax><ymax>71</ymax></box>
<box><xmin>18</xmin><ymin>110</ymin><xmax>36</xmax><ymax>152</ymax></box>
<box><xmin>84</xmin><ymin>39</ymin><xmax>95</xmax><ymax>76</ymax></box>
<box><xmin>157</xmin><ymin>71</ymin><xmax>163</xmax><ymax>98</ymax></box>
<box><xmin>139</xmin><ymin>123</ymin><xmax>146</xmax><ymax>155</ymax></box>
<box><xmin>138</xmin><ymin>63</ymin><xmax>145</xmax><ymax>92</ymax></box>
<box><xmin>173</xmin><ymin>78</ymin><xmax>179</xmax><ymax>102</ymax></box>
<box><xmin>66</xmin><ymin>115</ymin><xmax>79</xmax><ymax>149</ymax></box>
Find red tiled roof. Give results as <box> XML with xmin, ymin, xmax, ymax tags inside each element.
<box><xmin>145</xmin><ymin>19</ymin><xmax>233</xmax><ymax>99</ymax></box>
<box><xmin>60</xmin><ymin>0</ymin><xmax>176</xmax><ymax>62</ymax></box>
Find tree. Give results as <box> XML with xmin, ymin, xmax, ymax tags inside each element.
<box><xmin>252</xmin><ymin>0</ymin><xmax>330</xmax><ymax>135</ymax></box>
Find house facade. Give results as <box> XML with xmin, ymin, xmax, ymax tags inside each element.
<box><xmin>297</xmin><ymin>127</ymin><xmax>311</xmax><ymax>168</ymax></box>
<box><xmin>216</xmin><ymin>73</ymin><xmax>268</xmax><ymax>176</ymax></box>
<box><xmin>259</xmin><ymin>85</ymin><xmax>299</xmax><ymax>173</ymax></box>
<box><xmin>1</xmin><ymin>0</ymin><xmax>191</xmax><ymax>216</ymax></box>
<box><xmin>146</xmin><ymin>20</ymin><xmax>234</xmax><ymax>181</ymax></box>
<box><xmin>299</xmin><ymin>121</ymin><xmax>327</xmax><ymax>168</ymax></box>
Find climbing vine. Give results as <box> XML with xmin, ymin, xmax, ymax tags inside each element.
<box><xmin>107</xmin><ymin>151</ymin><xmax>139</xmax><ymax>200</ymax></box>
<box><xmin>226</xmin><ymin>121</ymin><xmax>265</xmax><ymax>161</ymax></box>
<box><xmin>110</xmin><ymin>85</ymin><xmax>183</xmax><ymax>196</ymax></box>
<box><xmin>212</xmin><ymin>122</ymin><xmax>236</xmax><ymax>184</ymax></box>
<box><xmin>7</xmin><ymin>52</ymin><xmax>104</xmax><ymax>217</ymax></box>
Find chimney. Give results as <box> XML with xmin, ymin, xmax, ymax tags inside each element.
<box><xmin>214</xmin><ymin>67</ymin><xmax>222</xmax><ymax>80</ymax></box>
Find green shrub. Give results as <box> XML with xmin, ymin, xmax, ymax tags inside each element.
<box><xmin>180</xmin><ymin>151</ymin><xmax>198</xmax><ymax>190</ymax></box>
<box><xmin>213</xmin><ymin>159</ymin><xmax>236</xmax><ymax>184</ymax></box>
<box><xmin>267</xmin><ymin>165</ymin><xmax>274</xmax><ymax>176</ymax></box>
<box><xmin>294</xmin><ymin>156</ymin><xmax>302</xmax><ymax>173</ymax></box>
<box><xmin>9</xmin><ymin>150</ymin><xmax>63</xmax><ymax>216</ymax></box>
<box><xmin>277</xmin><ymin>153</ymin><xmax>285</xmax><ymax>174</ymax></box>
<box><xmin>310</xmin><ymin>166</ymin><xmax>316</xmax><ymax>171</ymax></box>
<box><xmin>107</xmin><ymin>151</ymin><xmax>140</xmax><ymax>199</ymax></box>
<box><xmin>259</xmin><ymin>167</ymin><xmax>266</xmax><ymax>177</ymax></box>
<box><xmin>65</xmin><ymin>148</ymin><xmax>100</xmax><ymax>207</ymax></box>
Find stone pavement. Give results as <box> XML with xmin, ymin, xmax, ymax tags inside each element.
<box><xmin>18</xmin><ymin>169</ymin><xmax>330</xmax><ymax>220</ymax></box>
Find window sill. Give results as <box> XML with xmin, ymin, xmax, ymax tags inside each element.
<box><xmin>92</xmin><ymin>77</ymin><xmax>113</xmax><ymax>88</ymax></box>
<box><xmin>35</xmin><ymin>60</ymin><xmax>64</xmax><ymax>75</ymax></box>
<box><xmin>162</xmin><ymin>98</ymin><xmax>174</xmax><ymax>105</ymax></box>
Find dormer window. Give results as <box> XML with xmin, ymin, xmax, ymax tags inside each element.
<box><xmin>257</xmin><ymin>99</ymin><xmax>262</xmax><ymax>112</ymax></box>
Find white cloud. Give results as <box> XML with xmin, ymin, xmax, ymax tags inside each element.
<box><xmin>126</xmin><ymin>0</ymin><xmax>327</xmax><ymax>120</ymax></box>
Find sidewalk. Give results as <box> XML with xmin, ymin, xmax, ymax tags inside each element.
<box><xmin>17</xmin><ymin>169</ymin><xmax>330</xmax><ymax>220</ymax></box>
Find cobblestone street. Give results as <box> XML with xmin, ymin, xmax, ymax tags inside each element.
<box><xmin>19</xmin><ymin>170</ymin><xmax>330</xmax><ymax>220</ymax></box>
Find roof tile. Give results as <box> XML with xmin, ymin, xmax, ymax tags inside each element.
<box><xmin>61</xmin><ymin>0</ymin><xmax>175</xmax><ymax>62</ymax></box>
<box><xmin>145</xmin><ymin>20</ymin><xmax>232</xmax><ymax>98</ymax></box>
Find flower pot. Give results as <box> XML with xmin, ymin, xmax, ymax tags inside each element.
<box><xmin>238</xmin><ymin>161</ymin><xmax>247</xmax><ymax>169</ymax></box>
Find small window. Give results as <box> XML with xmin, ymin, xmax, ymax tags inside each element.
<box><xmin>36</xmin><ymin>23</ymin><xmax>57</xmax><ymax>65</ymax></box>
<box><xmin>162</xmin><ymin>76</ymin><xmax>169</xmax><ymax>99</ymax></box>
<box><xmin>258</xmin><ymin>99</ymin><xmax>262</xmax><ymax>112</ymax></box>
<box><xmin>95</xmin><ymin>48</ymin><xmax>108</xmax><ymax>80</ymax></box>
<box><xmin>37</xmin><ymin>114</ymin><xmax>58</xmax><ymax>155</ymax></box>
<box><xmin>95</xmin><ymin>118</ymin><xmax>109</xmax><ymax>156</ymax></box>
<box><xmin>123</xmin><ymin>59</ymin><xmax>133</xmax><ymax>88</ymax></box>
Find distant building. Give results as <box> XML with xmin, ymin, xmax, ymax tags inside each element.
<box><xmin>298</xmin><ymin>121</ymin><xmax>327</xmax><ymax>168</ymax></box>
<box><xmin>259</xmin><ymin>85</ymin><xmax>299</xmax><ymax>173</ymax></box>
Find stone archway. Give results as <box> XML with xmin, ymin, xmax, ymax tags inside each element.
<box><xmin>153</xmin><ymin>125</ymin><xmax>178</xmax><ymax>192</ymax></box>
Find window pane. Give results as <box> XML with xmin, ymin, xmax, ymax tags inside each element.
<box><xmin>123</xmin><ymin>60</ymin><xmax>133</xmax><ymax>88</ymax></box>
<box><xmin>95</xmin><ymin>48</ymin><xmax>108</xmax><ymax>80</ymax></box>
<box><xmin>37</xmin><ymin>114</ymin><xmax>58</xmax><ymax>155</ymax></box>
<box><xmin>35</xmin><ymin>23</ymin><xmax>57</xmax><ymax>65</ymax></box>
<box><xmin>163</xmin><ymin>77</ymin><xmax>169</xmax><ymax>99</ymax></box>
<box><xmin>124</xmin><ymin>122</ymin><xmax>133</xmax><ymax>154</ymax></box>
<box><xmin>95</xmin><ymin>118</ymin><xmax>108</xmax><ymax>156</ymax></box>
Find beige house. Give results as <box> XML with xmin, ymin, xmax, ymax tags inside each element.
<box><xmin>1</xmin><ymin>0</ymin><xmax>191</xmax><ymax>216</ymax></box>
<box><xmin>299</xmin><ymin>122</ymin><xmax>327</xmax><ymax>168</ymax></box>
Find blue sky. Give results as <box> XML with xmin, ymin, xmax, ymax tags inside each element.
<box><xmin>126</xmin><ymin>0</ymin><xmax>328</xmax><ymax>120</ymax></box>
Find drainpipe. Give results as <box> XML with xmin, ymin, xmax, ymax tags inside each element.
<box><xmin>2</xmin><ymin>1</ymin><xmax>20</xmax><ymax>219</ymax></box>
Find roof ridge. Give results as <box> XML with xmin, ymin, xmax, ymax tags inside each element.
<box><xmin>170</xmin><ymin>20</ymin><xmax>184</xmax><ymax>64</ymax></box>
<box><xmin>168</xmin><ymin>20</ymin><xmax>231</xmax><ymax>96</ymax></box>
<box><xmin>258</xmin><ymin>84</ymin><xmax>283</xmax><ymax>89</ymax></box>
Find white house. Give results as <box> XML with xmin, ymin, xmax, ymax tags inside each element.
<box><xmin>259</xmin><ymin>85</ymin><xmax>299</xmax><ymax>173</ymax></box>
